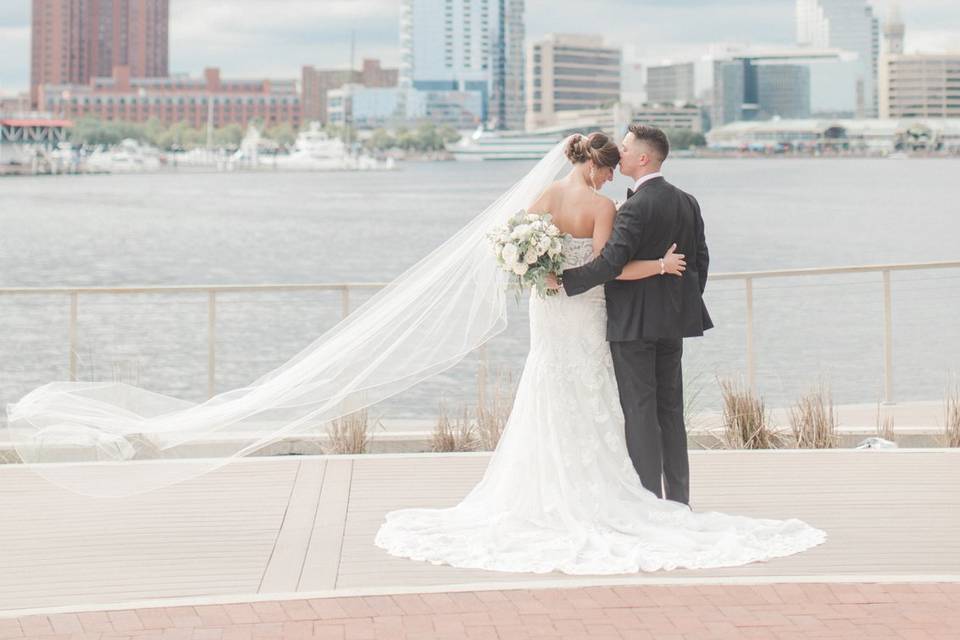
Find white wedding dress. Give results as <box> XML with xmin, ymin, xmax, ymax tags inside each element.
<box><xmin>375</xmin><ymin>236</ymin><xmax>826</xmax><ymax>574</ymax></box>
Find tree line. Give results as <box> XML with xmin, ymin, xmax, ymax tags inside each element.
<box><xmin>67</xmin><ymin>118</ymin><xmax>464</xmax><ymax>152</ymax></box>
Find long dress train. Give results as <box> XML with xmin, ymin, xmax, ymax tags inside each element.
<box><xmin>374</xmin><ymin>236</ymin><xmax>825</xmax><ymax>574</ymax></box>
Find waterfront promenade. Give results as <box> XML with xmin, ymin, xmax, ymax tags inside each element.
<box><xmin>0</xmin><ymin>448</ymin><xmax>957</xmax><ymax>638</ymax></box>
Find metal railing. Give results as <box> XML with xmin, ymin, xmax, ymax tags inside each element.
<box><xmin>709</xmin><ymin>260</ymin><xmax>960</xmax><ymax>401</ymax></box>
<box><xmin>2</xmin><ymin>259</ymin><xmax>959</xmax><ymax>403</ymax></box>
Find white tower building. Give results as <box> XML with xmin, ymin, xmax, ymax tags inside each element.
<box><xmin>797</xmin><ymin>0</ymin><xmax>879</xmax><ymax>118</ymax></box>
<box><xmin>399</xmin><ymin>0</ymin><xmax>525</xmax><ymax>129</ymax></box>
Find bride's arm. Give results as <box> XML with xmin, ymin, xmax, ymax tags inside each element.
<box><xmin>592</xmin><ymin>202</ymin><xmax>685</xmax><ymax>280</ymax></box>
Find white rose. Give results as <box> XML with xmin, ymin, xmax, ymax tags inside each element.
<box><xmin>512</xmin><ymin>262</ymin><xmax>529</xmax><ymax>276</ymax></box>
<box><xmin>524</xmin><ymin>249</ymin><xmax>538</xmax><ymax>264</ymax></box>
<box><xmin>510</xmin><ymin>224</ymin><xmax>531</xmax><ymax>241</ymax></box>
<box><xmin>526</xmin><ymin>213</ymin><xmax>539</xmax><ymax>222</ymax></box>
<box><xmin>537</xmin><ymin>236</ymin><xmax>551</xmax><ymax>252</ymax></box>
<box><xmin>546</xmin><ymin>225</ymin><xmax>559</xmax><ymax>237</ymax></box>
<box><xmin>501</xmin><ymin>243</ymin><xmax>519</xmax><ymax>264</ymax></box>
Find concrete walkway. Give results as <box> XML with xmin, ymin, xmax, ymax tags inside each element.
<box><xmin>0</xmin><ymin>449</ymin><xmax>958</xmax><ymax>618</ymax></box>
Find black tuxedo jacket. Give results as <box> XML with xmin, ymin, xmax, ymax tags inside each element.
<box><xmin>561</xmin><ymin>176</ymin><xmax>713</xmax><ymax>341</ymax></box>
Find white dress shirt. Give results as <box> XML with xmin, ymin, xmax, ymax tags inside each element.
<box><xmin>633</xmin><ymin>171</ymin><xmax>663</xmax><ymax>191</ymax></box>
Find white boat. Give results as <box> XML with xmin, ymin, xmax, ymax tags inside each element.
<box><xmin>86</xmin><ymin>139</ymin><xmax>162</xmax><ymax>173</ymax></box>
<box><xmin>448</xmin><ymin>127</ymin><xmax>564</xmax><ymax>161</ymax></box>
<box><xmin>272</xmin><ymin>123</ymin><xmax>393</xmax><ymax>171</ymax></box>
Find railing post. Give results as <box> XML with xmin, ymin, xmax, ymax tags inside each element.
<box><xmin>69</xmin><ymin>291</ymin><xmax>78</xmax><ymax>381</ymax></box>
<box><xmin>341</xmin><ymin>286</ymin><xmax>351</xmax><ymax>319</ymax></box>
<box><xmin>477</xmin><ymin>345</ymin><xmax>488</xmax><ymax>409</ymax></box>
<box><xmin>207</xmin><ymin>290</ymin><xmax>216</xmax><ymax>398</ymax></box>
<box><xmin>745</xmin><ymin>277</ymin><xmax>756</xmax><ymax>393</ymax></box>
<box><xmin>882</xmin><ymin>270</ymin><xmax>894</xmax><ymax>404</ymax></box>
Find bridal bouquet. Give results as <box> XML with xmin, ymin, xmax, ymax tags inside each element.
<box><xmin>488</xmin><ymin>211</ymin><xmax>568</xmax><ymax>298</ymax></box>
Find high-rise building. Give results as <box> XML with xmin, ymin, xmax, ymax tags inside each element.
<box><xmin>301</xmin><ymin>59</ymin><xmax>398</xmax><ymax>124</ymax></box>
<box><xmin>879</xmin><ymin>15</ymin><xmax>960</xmax><ymax>120</ymax></box>
<box><xmin>879</xmin><ymin>54</ymin><xmax>960</xmax><ymax>119</ymax></box>
<box><xmin>525</xmin><ymin>34</ymin><xmax>621</xmax><ymax>131</ymax></box>
<box><xmin>489</xmin><ymin>0</ymin><xmax>525</xmax><ymax>130</ymax></box>
<box><xmin>757</xmin><ymin>65</ymin><xmax>811</xmax><ymax>119</ymax></box>
<box><xmin>399</xmin><ymin>0</ymin><xmax>524</xmax><ymax>129</ymax></box>
<box><xmin>646</xmin><ymin>63</ymin><xmax>696</xmax><ymax>104</ymax></box>
<box><xmin>30</xmin><ymin>0</ymin><xmax>169</xmax><ymax>108</ymax></box>
<box><xmin>712</xmin><ymin>58</ymin><xmax>811</xmax><ymax>125</ymax></box>
<box><xmin>796</xmin><ymin>0</ymin><xmax>879</xmax><ymax>118</ymax></box>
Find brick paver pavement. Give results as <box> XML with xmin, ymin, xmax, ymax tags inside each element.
<box><xmin>1</xmin><ymin>582</ymin><xmax>958</xmax><ymax>639</ymax></box>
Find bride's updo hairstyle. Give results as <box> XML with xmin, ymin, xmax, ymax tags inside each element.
<box><xmin>564</xmin><ymin>132</ymin><xmax>620</xmax><ymax>169</ymax></box>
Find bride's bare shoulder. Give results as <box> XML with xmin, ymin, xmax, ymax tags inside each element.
<box><xmin>588</xmin><ymin>191</ymin><xmax>617</xmax><ymax>216</ymax></box>
<box><xmin>529</xmin><ymin>180</ymin><xmax>563</xmax><ymax>213</ymax></box>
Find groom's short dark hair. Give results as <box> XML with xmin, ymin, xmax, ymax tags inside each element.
<box><xmin>628</xmin><ymin>123</ymin><xmax>670</xmax><ymax>162</ymax></box>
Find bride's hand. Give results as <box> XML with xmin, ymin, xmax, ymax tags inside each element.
<box><xmin>662</xmin><ymin>243</ymin><xmax>686</xmax><ymax>276</ymax></box>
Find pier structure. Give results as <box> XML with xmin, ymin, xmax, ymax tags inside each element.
<box><xmin>0</xmin><ymin>115</ymin><xmax>74</xmax><ymax>175</ymax></box>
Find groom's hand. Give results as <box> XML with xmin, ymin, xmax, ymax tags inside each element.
<box><xmin>546</xmin><ymin>273</ymin><xmax>562</xmax><ymax>290</ymax></box>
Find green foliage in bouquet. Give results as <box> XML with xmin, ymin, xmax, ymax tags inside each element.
<box><xmin>488</xmin><ymin>211</ymin><xmax>569</xmax><ymax>299</ymax></box>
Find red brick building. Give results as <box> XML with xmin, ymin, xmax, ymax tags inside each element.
<box><xmin>39</xmin><ymin>66</ymin><xmax>301</xmax><ymax>129</ymax></box>
<box><xmin>30</xmin><ymin>0</ymin><xmax>169</xmax><ymax>107</ymax></box>
<box><xmin>301</xmin><ymin>58</ymin><xmax>398</xmax><ymax>124</ymax></box>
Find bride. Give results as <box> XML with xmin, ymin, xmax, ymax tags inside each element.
<box><xmin>374</xmin><ymin>133</ymin><xmax>826</xmax><ymax>574</ymax></box>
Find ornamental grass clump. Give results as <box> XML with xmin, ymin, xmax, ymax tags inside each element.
<box><xmin>432</xmin><ymin>404</ymin><xmax>480</xmax><ymax>453</ymax></box>
<box><xmin>790</xmin><ymin>384</ymin><xmax>840</xmax><ymax>449</ymax></box>
<box><xmin>719</xmin><ymin>377</ymin><xmax>783</xmax><ymax>449</ymax></box>
<box><xmin>325</xmin><ymin>410</ymin><xmax>371</xmax><ymax>454</ymax></box>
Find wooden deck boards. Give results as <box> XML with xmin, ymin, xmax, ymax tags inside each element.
<box><xmin>0</xmin><ymin>449</ymin><xmax>957</xmax><ymax>614</ymax></box>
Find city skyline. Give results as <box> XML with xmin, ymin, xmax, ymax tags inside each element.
<box><xmin>2</xmin><ymin>0</ymin><xmax>959</xmax><ymax>95</ymax></box>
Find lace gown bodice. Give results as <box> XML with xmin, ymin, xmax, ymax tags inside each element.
<box><xmin>374</xmin><ymin>231</ymin><xmax>825</xmax><ymax>575</ymax></box>
<box><xmin>560</xmin><ymin>235</ymin><xmax>596</xmax><ymax>269</ymax></box>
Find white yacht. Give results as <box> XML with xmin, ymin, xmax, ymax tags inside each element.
<box><xmin>86</xmin><ymin>139</ymin><xmax>162</xmax><ymax>173</ymax></box>
<box><xmin>272</xmin><ymin>122</ymin><xmax>394</xmax><ymax>171</ymax></box>
<box><xmin>448</xmin><ymin>127</ymin><xmax>564</xmax><ymax>161</ymax></box>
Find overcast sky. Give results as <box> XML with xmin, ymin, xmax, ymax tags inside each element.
<box><xmin>1</xmin><ymin>0</ymin><xmax>958</xmax><ymax>94</ymax></box>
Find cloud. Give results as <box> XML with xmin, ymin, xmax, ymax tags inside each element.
<box><xmin>905</xmin><ymin>29</ymin><xmax>960</xmax><ymax>53</ymax></box>
<box><xmin>0</xmin><ymin>3</ymin><xmax>28</xmax><ymax>28</ymax></box>
<box><xmin>526</xmin><ymin>0</ymin><xmax>796</xmax><ymax>46</ymax></box>
<box><xmin>0</xmin><ymin>26</ymin><xmax>29</xmax><ymax>96</ymax></box>
<box><xmin>169</xmin><ymin>0</ymin><xmax>401</xmax><ymax>77</ymax></box>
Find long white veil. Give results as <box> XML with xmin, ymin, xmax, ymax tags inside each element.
<box><xmin>6</xmin><ymin>138</ymin><xmax>573</xmax><ymax>497</ymax></box>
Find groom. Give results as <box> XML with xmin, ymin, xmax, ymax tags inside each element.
<box><xmin>556</xmin><ymin>124</ymin><xmax>712</xmax><ymax>505</ymax></box>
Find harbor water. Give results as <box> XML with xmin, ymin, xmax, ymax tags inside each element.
<box><xmin>1</xmin><ymin>157</ymin><xmax>959</xmax><ymax>420</ymax></box>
